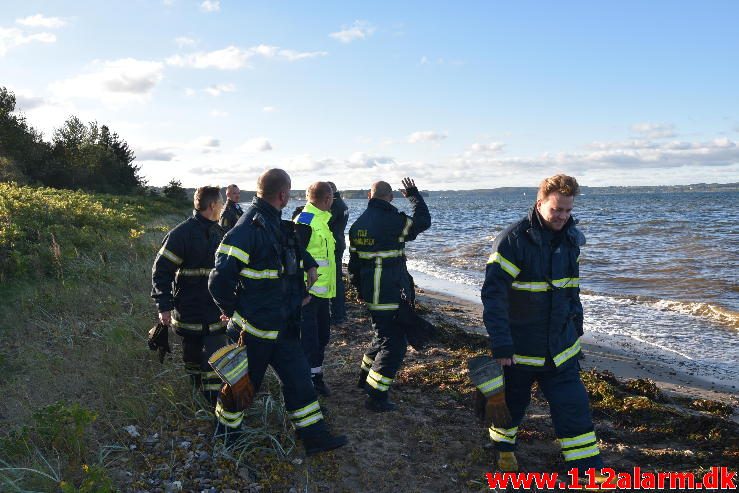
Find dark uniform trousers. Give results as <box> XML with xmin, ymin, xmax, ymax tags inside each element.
<box><xmin>218</xmin><ymin>326</ymin><xmax>328</xmax><ymax>438</ymax></box>
<box><xmin>360</xmin><ymin>312</ymin><xmax>408</xmax><ymax>401</ymax></box>
<box><xmin>182</xmin><ymin>332</ymin><xmax>228</xmax><ymax>406</ymax></box>
<box><xmin>300</xmin><ymin>296</ymin><xmax>331</xmax><ymax>370</ymax></box>
<box><xmin>330</xmin><ymin>252</ymin><xmax>346</xmax><ymax>322</ymax></box>
<box><xmin>492</xmin><ymin>360</ymin><xmax>604</xmax><ymax>472</ymax></box>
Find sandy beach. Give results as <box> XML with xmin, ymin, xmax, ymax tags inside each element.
<box><xmin>414</xmin><ymin>285</ymin><xmax>738</xmax><ymax>412</ymax></box>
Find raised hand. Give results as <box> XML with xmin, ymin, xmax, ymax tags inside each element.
<box><xmin>401</xmin><ymin>177</ymin><xmax>418</xmax><ymax>197</ymax></box>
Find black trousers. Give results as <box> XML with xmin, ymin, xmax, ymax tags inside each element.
<box><xmin>491</xmin><ymin>361</ymin><xmax>603</xmax><ymax>472</ymax></box>
<box><xmin>331</xmin><ymin>252</ymin><xmax>346</xmax><ymax>322</ymax></box>
<box><xmin>361</xmin><ymin>311</ymin><xmax>408</xmax><ymax>401</ymax></box>
<box><xmin>181</xmin><ymin>333</ymin><xmax>228</xmax><ymax>407</ymax></box>
<box><xmin>242</xmin><ymin>331</ymin><xmax>327</xmax><ymax>438</ymax></box>
<box><xmin>300</xmin><ymin>296</ymin><xmax>331</xmax><ymax>371</ymax></box>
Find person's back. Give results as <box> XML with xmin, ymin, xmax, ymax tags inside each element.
<box><xmin>348</xmin><ymin>178</ymin><xmax>430</xmax><ymax>411</ymax></box>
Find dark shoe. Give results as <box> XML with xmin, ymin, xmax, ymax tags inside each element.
<box><xmin>357</xmin><ymin>370</ymin><xmax>368</xmax><ymax>389</ymax></box>
<box><xmin>312</xmin><ymin>373</ymin><xmax>331</xmax><ymax>397</ymax></box>
<box><xmin>303</xmin><ymin>432</ymin><xmax>348</xmax><ymax>456</ymax></box>
<box><xmin>364</xmin><ymin>397</ymin><xmax>397</xmax><ymax>412</ymax></box>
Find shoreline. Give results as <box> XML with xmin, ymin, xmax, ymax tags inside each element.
<box><xmin>410</xmin><ymin>275</ymin><xmax>738</xmax><ymax>409</ymax></box>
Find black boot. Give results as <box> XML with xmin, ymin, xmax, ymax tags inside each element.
<box><xmin>302</xmin><ymin>431</ymin><xmax>348</xmax><ymax>456</ymax></box>
<box><xmin>357</xmin><ymin>370</ymin><xmax>368</xmax><ymax>389</ymax></box>
<box><xmin>312</xmin><ymin>373</ymin><xmax>331</xmax><ymax>397</ymax></box>
<box><xmin>364</xmin><ymin>397</ymin><xmax>397</xmax><ymax>412</ymax></box>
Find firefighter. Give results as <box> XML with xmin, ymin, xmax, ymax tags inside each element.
<box><xmin>327</xmin><ymin>181</ymin><xmax>349</xmax><ymax>325</ymax></box>
<box><xmin>481</xmin><ymin>174</ymin><xmax>604</xmax><ymax>476</ymax></box>
<box><xmin>208</xmin><ymin>169</ymin><xmax>347</xmax><ymax>455</ymax></box>
<box><xmin>294</xmin><ymin>182</ymin><xmax>336</xmax><ymax>396</ymax></box>
<box><xmin>151</xmin><ymin>186</ymin><xmax>227</xmax><ymax>409</ymax></box>
<box><xmin>348</xmin><ymin>177</ymin><xmax>431</xmax><ymax>412</ymax></box>
<box><xmin>219</xmin><ymin>184</ymin><xmax>244</xmax><ymax>232</ymax></box>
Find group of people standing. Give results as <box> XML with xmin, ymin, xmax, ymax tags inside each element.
<box><xmin>151</xmin><ymin>169</ymin><xmax>604</xmax><ymax>480</ymax></box>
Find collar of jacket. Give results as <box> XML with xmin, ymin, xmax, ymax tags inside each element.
<box><xmin>303</xmin><ymin>201</ymin><xmax>331</xmax><ymax>222</ymax></box>
<box><xmin>193</xmin><ymin>210</ymin><xmax>217</xmax><ymax>227</ymax></box>
<box><xmin>252</xmin><ymin>196</ymin><xmax>282</xmax><ymax>222</ymax></box>
<box><xmin>525</xmin><ymin>204</ymin><xmax>575</xmax><ymax>246</ymax></box>
<box><xmin>368</xmin><ymin>197</ymin><xmax>397</xmax><ymax>212</ymax></box>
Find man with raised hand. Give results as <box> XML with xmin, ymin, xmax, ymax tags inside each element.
<box><xmin>208</xmin><ymin>169</ymin><xmax>347</xmax><ymax>454</ymax></box>
<box><xmin>327</xmin><ymin>181</ymin><xmax>349</xmax><ymax>325</ymax></box>
<box><xmin>481</xmin><ymin>174</ymin><xmax>604</xmax><ymax>479</ymax></box>
<box><xmin>348</xmin><ymin>177</ymin><xmax>431</xmax><ymax>412</ymax></box>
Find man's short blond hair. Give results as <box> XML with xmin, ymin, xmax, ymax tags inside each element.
<box><xmin>537</xmin><ymin>174</ymin><xmax>580</xmax><ymax>201</ymax></box>
<box><xmin>306</xmin><ymin>182</ymin><xmax>332</xmax><ymax>203</ymax></box>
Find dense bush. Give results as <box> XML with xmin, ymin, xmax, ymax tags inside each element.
<box><xmin>1</xmin><ymin>86</ymin><xmax>146</xmax><ymax>194</ymax></box>
<box><xmin>0</xmin><ymin>182</ymin><xmax>180</xmax><ymax>282</ymax></box>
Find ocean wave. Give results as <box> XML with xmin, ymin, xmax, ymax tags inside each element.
<box><xmin>581</xmin><ymin>290</ymin><xmax>739</xmax><ymax>331</ymax></box>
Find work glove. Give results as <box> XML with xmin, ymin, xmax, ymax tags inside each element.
<box><xmin>218</xmin><ymin>375</ymin><xmax>255</xmax><ymax>412</ymax></box>
<box><xmin>468</xmin><ymin>355</ymin><xmax>512</xmax><ymax>428</ymax></box>
<box><xmin>147</xmin><ymin>323</ymin><xmax>171</xmax><ymax>363</ymax></box>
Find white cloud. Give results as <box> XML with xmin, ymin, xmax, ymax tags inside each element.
<box><xmin>193</xmin><ymin>136</ymin><xmax>220</xmax><ymax>148</ymax></box>
<box><xmin>136</xmin><ymin>147</ymin><xmax>176</xmax><ymax>161</ymax></box>
<box><xmin>330</xmin><ymin>20</ymin><xmax>375</xmax><ymax>43</ymax></box>
<box><xmin>13</xmin><ymin>92</ymin><xmax>47</xmax><ymax>111</ymax></box>
<box><xmin>241</xmin><ymin>137</ymin><xmax>272</xmax><ymax>152</ymax></box>
<box><xmin>408</xmin><ymin>130</ymin><xmax>448</xmax><ymax>144</ymax></box>
<box><xmin>16</xmin><ymin>14</ymin><xmax>67</xmax><ymax>29</ymax></box>
<box><xmin>0</xmin><ymin>27</ymin><xmax>56</xmax><ymax>56</ymax></box>
<box><xmin>204</xmin><ymin>83</ymin><xmax>235</xmax><ymax>96</ymax></box>
<box><xmin>468</xmin><ymin>142</ymin><xmax>505</xmax><ymax>154</ymax></box>
<box><xmin>49</xmin><ymin>58</ymin><xmax>165</xmax><ymax>105</ymax></box>
<box><xmin>631</xmin><ymin>122</ymin><xmax>676</xmax><ymax>139</ymax></box>
<box><xmin>210</xmin><ymin>110</ymin><xmax>228</xmax><ymax>117</ymax></box>
<box><xmin>174</xmin><ymin>36</ymin><xmax>197</xmax><ymax>48</ymax></box>
<box><xmin>184</xmin><ymin>88</ymin><xmax>196</xmax><ymax>96</ymax></box>
<box><xmin>262</xmin><ymin>106</ymin><xmax>276</xmax><ymax>113</ymax></box>
<box><xmin>166</xmin><ymin>44</ymin><xmax>327</xmax><ymax>70</ymax></box>
<box><xmin>200</xmin><ymin>0</ymin><xmax>220</xmax><ymax>13</ymax></box>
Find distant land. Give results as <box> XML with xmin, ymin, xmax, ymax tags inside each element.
<box><xmin>166</xmin><ymin>182</ymin><xmax>737</xmax><ymax>202</ymax></box>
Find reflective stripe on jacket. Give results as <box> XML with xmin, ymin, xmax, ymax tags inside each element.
<box><xmin>348</xmin><ymin>191</ymin><xmax>431</xmax><ymax>312</ymax></box>
<box><xmin>208</xmin><ymin>197</ymin><xmax>311</xmax><ymax>343</ymax></box>
<box><xmin>151</xmin><ymin>211</ymin><xmax>226</xmax><ymax>336</ymax></box>
<box><xmin>481</xmin><ymin>206</ymin><xmax>585</xmax><ymax>369</ymax></box>
<box><xmin>295</xmin><ymin>202</ymin><xmax>336</xmax><ymax>298</ymax></box>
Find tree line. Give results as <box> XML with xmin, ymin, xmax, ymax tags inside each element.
<box><xmin>0</xmin><ymin>86</ymin><xmax>147</xmax><ymax>195</ymax></box>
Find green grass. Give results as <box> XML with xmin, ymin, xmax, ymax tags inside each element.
<box><xmin>0</xmin><ymin>183</ymin><xmax>190</xmax><ymax>491</ymax></box>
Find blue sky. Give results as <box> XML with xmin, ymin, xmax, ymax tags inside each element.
<box><xmin>2</xmin><ymin>1</ymin><xmax>738</xmax><ymax>189</ymax></box>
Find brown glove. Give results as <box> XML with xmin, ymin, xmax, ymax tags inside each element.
<box><xmin>218</xmin><ymin>373</ymin><xmax>255</xmax><ymax>412</ymax></box>
<box><xmin>484</xmin><ymin>391</ymin><xmax>512</xmax><ymax>428</ymax></box>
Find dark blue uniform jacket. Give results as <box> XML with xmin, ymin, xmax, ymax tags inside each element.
<box><xmin>151</xmin><ymin>212</ymin><xmax>225</xmax><ymax>336</ymax></box>
<box><xmin>348</xmin><ymin>191</ymin><xmax>431</xmax><ymax>312</ymax></box>
<box><xmin>481</xmin><ymin>206</ymin><xmax>585</xmax><ymax>370</ymax></box>
<box><xmin>208</xmin><ymin>197</ymin><xmax>313</xmax><ymax>343</ymax></box>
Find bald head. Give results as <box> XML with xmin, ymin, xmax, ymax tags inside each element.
<box><xmin>306</xmin><ymin>182</ymin><xmax>332</xmax><ymax>203</ymax></box>
<box><xmin>257</xmin><ymin>169</ymin><xmax>291</xmax><ymax>199</ymax></box>
<box><xmin>257</xmin><ymin>168</ymin><xmax>291</xmax><ymax>210</ymax></box>
<box><xmin>370</xmin><ymin>181</ymin><xmax>393</xmax><ymax>201</ymax></box>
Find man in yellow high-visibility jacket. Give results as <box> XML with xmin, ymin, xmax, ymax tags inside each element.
<box><xmin>295</xmin><ymin>182</ymin><xmax>336</xmax><ymax>395</ymax></box>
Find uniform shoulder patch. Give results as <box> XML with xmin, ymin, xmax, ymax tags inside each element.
<box><xmin>296</xmin><ymin>211</ymin><xmax>315</xmax><ymax>225</ymax></box>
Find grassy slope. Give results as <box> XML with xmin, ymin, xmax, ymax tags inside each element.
<box><xmin>0</xmin><ymin>183</ymin><xmax>195</xmax><ymax>491</ymax></box>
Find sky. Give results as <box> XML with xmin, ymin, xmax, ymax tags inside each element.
<box><xmin>2</xmin><ymin>1</ymin><xmax>738</xmax><ymax>190</ymax></box>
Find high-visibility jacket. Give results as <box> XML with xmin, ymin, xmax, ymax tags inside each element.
<box><xmin>208</xmin><ymin>197</ymin><xmax>315</xmax><ymax>343</ymax></box>
<box><xmin>294</xmin><ymin>202</ymin><xmax>336</xmax><ymax>299</ymax></box>
<box><xmin>481</xmin><ymin>206</ymin><xmax>585</xmax><ymax>370</ymax></box>
<box><xmin>348</xmin><ymin>191</ymin><xmax>431</xmax><ymax>312</ymax></box>
<box><xmin>151</xmin><ymin>212</ymin><xmax>226</xmax><ymax>336</ymax></box>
